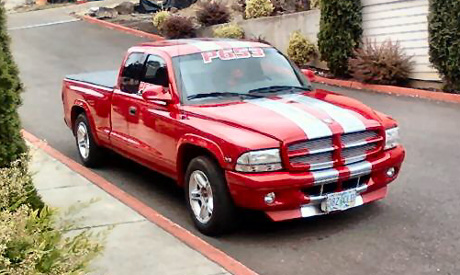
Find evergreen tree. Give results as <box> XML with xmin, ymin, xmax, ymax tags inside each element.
<box><xmin>428</xmin><ymin>0</ymin><xmax>460</xmax><ymax>93</ymax></box>
<box><xmin>0</xmin><ymin>5</ymin><xmax>43</xmax><ymax>209</ymax></box>
<box><xmin>0</xmin><ymin>4</ymin><xmax>27</xmax><ymax>166</ymax></box>
<box><xmin>317</xmin><ymin>0</ymin><xmax>362</xmax><ymax>77</ymax></box>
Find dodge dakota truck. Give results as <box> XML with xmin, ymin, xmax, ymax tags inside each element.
<box><xmin>62</xmin><ymin>38</ymin><xmax>405</xmax><ymax>235</ymax></box>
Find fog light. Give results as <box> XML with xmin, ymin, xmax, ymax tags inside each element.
<box><xmin>264</xmin><ymin>192</ymin><xmax>276</xmax><ymax>204</ymax></box>
<box><xmin>386</xmin><ymin>167</ymin><xmax>396</xmax><ymax>178</ymax></box>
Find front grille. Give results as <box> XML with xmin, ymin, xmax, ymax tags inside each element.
<box><xmin>287</xmin><ymin>130</ymin><xmax>382</xmax><ymax>171</ymax></box>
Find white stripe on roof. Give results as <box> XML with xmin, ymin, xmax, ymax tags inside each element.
<box><xmin>189</xmin><ymin>41</ymin><xmax>223</xmax><ymax>52</ymax></box>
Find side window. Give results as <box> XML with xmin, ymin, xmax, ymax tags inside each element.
<box><xmin>142</xmin><ymin>55</ymin><xmax>169</xmax><ymax>87</ymax></box>
<box><xmin>120</xmin><ymin>53</ymin><xmax>146</xmax><ymax>94</ymax></box>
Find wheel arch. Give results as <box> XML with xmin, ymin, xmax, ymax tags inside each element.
<box><xmin>176</xmin><ymin>135</ymin><xmax>228</xmax><ymax>186</ymax></box>
<box><xmin>70</xmin><ymin>101</ymin><xmax>102</xmax><ymax>146</ymax></box>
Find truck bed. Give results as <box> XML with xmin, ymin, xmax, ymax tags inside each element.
<box><xmin>65</xmin><ymin>70</ymin><xmax>118</xmax><ymax>89</ymax></box>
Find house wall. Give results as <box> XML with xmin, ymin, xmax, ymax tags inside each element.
<box><xmin>361</xmin><ymin>0</ymin><xmax>439</xmax><ymax>81</ymax></box>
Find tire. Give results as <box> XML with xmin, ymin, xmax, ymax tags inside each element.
<box><xmin>185</xmin><ymin>156</ymin><xmax>237</xmax><ymax>236</ymax></box>
<box><xmin>74</xmin><ymin>113</ymin><xmax>104</xmax><ymax>167</ymax></box>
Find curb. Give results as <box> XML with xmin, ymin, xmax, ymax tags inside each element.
<box><xmin>80</xmin><ymin>15</ymin><xmax>164</xmax><ymax>41</ymax></box>
<box><xmin>312</xmin><ymin>75</ymin><xmax>460</xmax><ymax>104</ymax></box>
<box><xmin>21</xmin><ymin>130</ymin><xmax>257</xmax><ymax>275</ymax></box>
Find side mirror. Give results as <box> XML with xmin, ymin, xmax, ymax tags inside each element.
<box><xmin>301</xmin><ymin>69</ymin><xmax>316</xmax><ymax>82</ymax></box>
<box><xmin>142</xmin><ymin>85</ymin><xmax>172</xmax><ymax>104</ymax></box>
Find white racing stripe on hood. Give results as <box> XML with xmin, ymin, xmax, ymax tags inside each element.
<box><xmin>283</xmin><ymin>94</ymin><xmax>367</xmax><ymax>133</ymax></box>
<box><xmin>251</xmin><ymin>99</ymin><xmax>332</xmax><ymax>139</ymax></box>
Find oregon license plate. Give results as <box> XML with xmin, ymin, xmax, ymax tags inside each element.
<box><xmin>321</xmin><ymin>190</ymin><xmax>357</xmax><ymax>213</ymax></box>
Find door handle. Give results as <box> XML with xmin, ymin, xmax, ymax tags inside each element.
<box><xmin>129</xmin><ymin>106</ymin><xmax>137</xmax><ymax>116</ymax></box>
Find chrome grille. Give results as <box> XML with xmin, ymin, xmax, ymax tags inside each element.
<box><xmin>288</xmin><ymin>137</ymin><xmax>333</xmax><ymax>153</ymax></box>
<box><xmin>287</xmin><ymin>130</ymin><xmax>382</xmax><ymax>170</ymax></box>
<box><xmin>290</xmin><ymin>152</ymin><xmax>334</xmax><ymax>170</ymax></box>
<box><xmin>341</xmin><ymin>131</ymin><xmax>378</xmax><ymax>145</ymax></box>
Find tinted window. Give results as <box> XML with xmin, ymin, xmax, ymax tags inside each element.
<box><xmin>173</xmin><ymin>48</ymin><xmax>310</xmax><ymax>103</ymax></box>
<box><xmin>143</xmin><ymin>55</ymin><xmax>169</xmax><ymax>87</ymax></box>
<box><xmin>120</xmin><ymin>53</ymin><xmax>146</xmax><ymax>93</ymax></box>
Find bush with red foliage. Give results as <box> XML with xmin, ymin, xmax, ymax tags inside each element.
<box><xmin>161</xmin><ymin>15</ymin><xmax>197</xmax><ymax>39</ymax></box>
<box><xmin>348</xmin><ymin>40</ymin><xmax>414</xmax><ymax>85</ymax></box>
<box><xmin>196</xmin><ymin>1</ymin><xmax>231</xmax><ymax>27</ymax></box>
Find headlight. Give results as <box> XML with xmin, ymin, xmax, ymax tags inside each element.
<box><xmin>385</xmin><ymin>127</ymin><xmax>400</xmax><ymax>150</ymax></box>
<box><xmin>235</xmin><ymin>149</ymin><xmax>283</xmax><ymax>172</ymax></box>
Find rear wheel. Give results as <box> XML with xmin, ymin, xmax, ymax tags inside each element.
<box><xmin>185</xmin><ymin>156</ymin><xmax>237</xmax><ymax>236</ymax></box>
<box><xmin>74</xmin><ymin>113</ymin><xmax>104</xmax><ymax>167</ymax></box>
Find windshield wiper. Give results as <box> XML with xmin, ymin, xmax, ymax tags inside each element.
<box><xmin>187</xmin><ymin>92</ymin><xmax>262</xmax><ymax>100</ymax></box>
<box><xmin>248</xmin><ymin>85</ymin><xmax>312</xmax><ymax>94</ymax></box>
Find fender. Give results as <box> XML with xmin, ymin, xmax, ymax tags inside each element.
<box><xmin>176</xmin><ymin>134</ymin><xmax>229</xmax><ymax>185</ymax></box>
<box><xmin>72</xmin><ymin>99</ymin><xmax>104</xmax><ymax>146</ymax></box>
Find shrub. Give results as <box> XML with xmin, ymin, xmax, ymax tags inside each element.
<box><xmin>0</xmin><ymin>5</ymin><xmax>28</xmax><ymax>168</ymax></box>
<box><xmin>231</xmin><ymin>0</ymin><xmax>246</xmax><ymax>14</ymax></box>
<box><xmin>428</xmin><ymin>0</ymin><xmax>460</xmax><ymax>93</ymax></box>
<box><xmin>161</xmin><ymin>15</ymin><xmax>197</xmax><ymax>39</ymax></box>
<box><xmin>317</xmin><ymin>0</ymin><xmax>362</xmax><ymax>77</ymax></box>
<box><xmin>287</xmin><ymin>31</ymin><xmax>317</xmax><ymax>67</ymax></box>
<box><xmin>213</xmin><ymin>24</ymin><xmax>244</xmax><ymax>39</ymax></box>
<box><xmin>0</xmin><ymin>205</ymin><xmax>103</xmax><ymax>274</ymax></box>
<box><xmin>196</xmin><ymin>1</ymin><xmax>231</xmax><ymax>27</ymax></box>
<box><xmin>0</xmin><ymin>6</ymin><xmax>43</xmax><ymax>210</ymax></box>
<box><xmin>152</xmin><ymin>10</ymin><xmax>170</xmax><ymax>31</ymax></box>
<box><xmin>310</xmin><ymin>0</ymin><xmax>319</xmax><ymax>9</ymax></box>
<box><xmin>245</xmin><ymin>0</ymin><xmax>274</xmax><ymax>19</ymax></box>
<box><xmin>348</xmin><ymin>40</ymin><xmax>414</xmax><ymax>85</ymax></box>
<box><xmin>0</xmin><ymin>158</ymin><xmax>104</xmax><ymax>274</ymax></box>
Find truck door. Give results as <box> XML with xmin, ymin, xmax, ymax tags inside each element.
<box><xmin>110</xmin><ymin>52</ymin><xmax>146</xmax><ymax>156</ymax></box>
<box><xmin>127</xmin><ymin>54</ymin><xmax>179</xmax><ymax>176</ymax></box>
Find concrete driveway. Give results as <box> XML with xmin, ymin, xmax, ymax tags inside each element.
<box><xmin>8</xmin><ymin>8</ymin><xmax>460</xmax><ymax>275</ymax></box>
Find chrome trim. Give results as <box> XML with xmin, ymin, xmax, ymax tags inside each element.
<box><xmin>312</xmin><ymin>168</ymin><xmax>339</xmax><ymax>185</ymax></box>
<box><xmin>348</xmin><ymin>161</ymin><xmax>372</xmax><ymax>178</ymax></box>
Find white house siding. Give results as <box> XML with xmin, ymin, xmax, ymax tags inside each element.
<box><xmin>362</xmin><ymin>0</ymin><xmax>440</xmax><ymax>81</ymax></box>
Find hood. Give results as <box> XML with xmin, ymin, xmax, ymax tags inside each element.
<box><xmin>182</xmin><ymin>90</ymin><xmax>383</xmax><ymax>143</ymax></box>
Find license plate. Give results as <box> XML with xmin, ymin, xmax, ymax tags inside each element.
<box><xmin>321</xmin><ymin>190</ymin><xmax>357</xmax><ymax>213</ymax></box>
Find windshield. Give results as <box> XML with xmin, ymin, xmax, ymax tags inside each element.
<box><xmin>173</xmin><ymin>48</ymin><xmax>311</xmax><ymax>103</ymax></box>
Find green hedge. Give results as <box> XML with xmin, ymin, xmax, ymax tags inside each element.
<box><xmin>317</xmin><ymin>0</ymin><xmax>362</xmax><ymax>77</ymax></box>
<box><xmin>0</xmin><ymin>5</ymin><xmax>43</xmax><ymax>210</ymax></box>
<box><xmin>428</xmin><ymin>0</ymin><xmax>460</xmax><ymax>93</ymax></box>
<box><xmin>0</xmin><ymin>5</ymin><xmax>28</xmax><ymax>168</ymax></box>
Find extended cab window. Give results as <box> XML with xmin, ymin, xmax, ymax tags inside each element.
<box><xmin>143</xmin><ymin>55</ymin><xmax>169</xmax><ymax>87</ymax></box>
<box><xmin>120</xmin><ymin>52</ymin><xmax>146</xmax><ymax>94</ymax></box>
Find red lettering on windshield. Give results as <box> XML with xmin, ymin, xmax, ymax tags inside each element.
<box><xmin>201</xmin><ymin>51</ymin><xmax>219</xmax><ymax>63</ymax></box>
<box><xmin>202</xmin><ymin>48</ymin><xmax>265</xmax><ymax>63</ymax></box>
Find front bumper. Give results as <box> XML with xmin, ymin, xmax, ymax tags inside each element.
<box><xmin>225</xmin><ymin>146</ymin><xmax>405</xmax><ymax>221</ymax></box>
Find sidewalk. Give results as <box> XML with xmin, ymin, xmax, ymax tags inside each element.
<box><xmin>28</xmin><ymin>142</ymin><xmax>230</xmax><ymax>275</ymax></box>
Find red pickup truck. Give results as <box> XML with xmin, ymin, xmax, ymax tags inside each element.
<box><xmin>62</xmin><ymin>38</ymin><xmax>405</xmax><ymax>235</ymax></box>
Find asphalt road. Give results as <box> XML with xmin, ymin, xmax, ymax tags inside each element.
<box><xmin>8</xmin><ymin>10</ymin><xmax>460</xmax><ymax>275</ymax></box>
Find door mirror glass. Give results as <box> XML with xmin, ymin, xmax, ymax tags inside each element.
<box><xmin>142</xmin><ymin>84</ymin><xmax>172</xmax><ymax>104</ymax></box>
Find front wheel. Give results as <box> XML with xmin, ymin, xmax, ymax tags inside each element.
<box><xmin>185</xmin><ymin>156</ymin><xmax>237</xmax><ymax>236</ymax></box>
